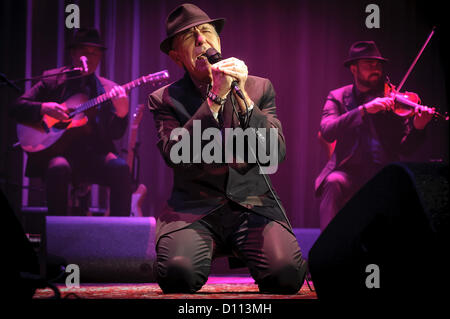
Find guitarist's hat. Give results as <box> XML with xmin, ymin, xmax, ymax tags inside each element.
<box><xmin>67</xmin><ymin>27</ymin><xmax>107</xmax><ymax>50</ymax></box>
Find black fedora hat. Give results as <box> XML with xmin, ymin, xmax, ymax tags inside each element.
<box><xmin>160</xmin><ymin>3</ymin><xmax>225</xmax><ymax>55</ymax></box>
<box><xmin>344</xmin><ymin>41</ymin><xmax>388</xmax><ymax>67</ymax></box>
<box><xmin>67</xmin><ymin>27</ymin><xmax>107</xmax><ymax>50</ymax></box>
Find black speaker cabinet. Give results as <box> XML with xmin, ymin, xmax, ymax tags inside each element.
<box><xmin>309</xmin><ymin>162</ymin><xmax>449</xmax><ymax>301</ymax></box>
<box><xmin>1</xmin><ymin>190</ymin><xmax>40</xmax><ymax>298</ymax></box>
<box><xmin>45</xmin><ymin>216</ymin><xmax>157</xmax><ymax>283</ymax></box>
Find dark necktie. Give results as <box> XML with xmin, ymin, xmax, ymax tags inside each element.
<box><xmin>217</xmin><ymin>106</ymin><xmax>224</xmax><ymax>127</ymax></box>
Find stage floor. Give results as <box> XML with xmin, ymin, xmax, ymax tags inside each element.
<box><xmin>33</xmin><ymin>276</ymin><xmax>317</xmax><ymax>299</ymax></box>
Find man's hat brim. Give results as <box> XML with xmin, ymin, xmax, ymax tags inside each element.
<box><xmin>66</xmin><ymin>42</ymin><xmax>107</xmax><ymax>50</ymax></box>
<box><xmin>160</xmin><ymin>18</ymin><xmax>225</xmax><ymax>55</ymax></box>
<box><xmin>344</xmin><ymin>56</ymin><xmax>388</xmax><ymax>67</ymax></box>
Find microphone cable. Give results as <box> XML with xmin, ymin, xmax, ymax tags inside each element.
<box><xmin>230</xmin><ymin>95</ymin><xmax>292</xmax><ymax>230</ymax></box>
<box><xmin>206</xmin><ymin>47</ymin><xmax>292</xmax><ymax>229</ymax></box>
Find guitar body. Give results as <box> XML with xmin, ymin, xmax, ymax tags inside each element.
<box><xmin>17</xmin><ymin>93</ymin><xmax>89</xmax><ymax>153</ymax></box>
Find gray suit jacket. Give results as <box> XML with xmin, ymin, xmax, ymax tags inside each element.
<box><xmin>148</xmin><ymin>73</ymin><xmax>290</xmax><ymax>243</ymax></box>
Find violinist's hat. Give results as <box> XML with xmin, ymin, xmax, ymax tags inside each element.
<box><xmin>344</xmin><ymin>41</ymin><xmax>388</xmax><ymax>67</ymax></box>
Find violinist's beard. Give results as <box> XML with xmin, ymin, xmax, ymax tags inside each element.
<box><xmin>357</xmin><ymin>73</ymin><xmax>383</xmax><ymax>90</ymax></box>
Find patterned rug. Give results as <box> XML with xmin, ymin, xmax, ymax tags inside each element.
<box><xmin>33</xmin><ymin>277</ymin><xmax>317</xmax><ymax>299</ymax></box>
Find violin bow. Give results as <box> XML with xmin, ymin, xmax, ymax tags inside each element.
<box><xmin>396</xmin><ymin>26</ymin><xmax>436</xmax><ymax>92</ymax></box>
<box><xmin>393</xmin><ymin>26</ymin><xmax>448</xmax><ymax>121</ymax></box>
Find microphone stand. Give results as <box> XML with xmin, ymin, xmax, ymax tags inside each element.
<box><xmin>0</xmin><ymin>72</ymin><xmax>21</xmax><ymax>92</ymax></box>
<box><xmin>0</xmin><ymin>67</ymin><xmax>84</xmax><ymax>92</ymax></box>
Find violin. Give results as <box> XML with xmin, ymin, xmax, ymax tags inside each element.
<box><xmin>380</xmin><ymin>26</ymin><xmax>448</xmax><ymax>122</ymax></box>
<box><xmin>384</xmin><ymin>80</ymin><xmax>449</xmax><ymax>121</ymax></box>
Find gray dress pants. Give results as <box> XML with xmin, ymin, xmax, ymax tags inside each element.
<box><xmin>154</xmin><ymin>201</ymin><xmax>307</xmax><ymax>294</ymax></box>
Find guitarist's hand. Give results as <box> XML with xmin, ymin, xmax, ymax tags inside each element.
<box><xmin>41</xmin><ymin>102</ymin><xmax>69</xmax><ymax>120</ymax></box>
<box><xmin>110</xmin><ymin>86</ymin><xmax>127</xmax><ymax>100</ymax></box>
<box><xmin>110</xmin><ymin>85</ymin><xmax>129</xmax><ymax>118</ymax></box>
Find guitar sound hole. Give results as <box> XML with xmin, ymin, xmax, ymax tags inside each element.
<box><xmin>53</xmin><ymin>121</ymin><xmax>71</xmax><ymax>129</ymax></box>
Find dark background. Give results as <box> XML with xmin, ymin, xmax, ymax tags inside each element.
<box><xmin>1</xmin><ymin>0</ymin><xmax>448</xmax><ymax>228</ymax></box>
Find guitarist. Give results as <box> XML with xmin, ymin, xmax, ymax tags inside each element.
<box><xmin>10</xmin><ymin>28</ymin><xmax>132</xmax><ymax>216</ymax></box>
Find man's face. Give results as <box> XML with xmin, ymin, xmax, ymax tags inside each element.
<box><xmin>351</xmin><ymin>59</ymin><xmax>384</xmax><ymax>89</ymax></box>
<box><xmin>169</xmin><ymin>23</ymin><xmax>221</xmax><ymax>82</ymax></box>
<box><xmin>71</xmin><ymin>45</ymin><xmax>103</xmax><ymax>74</ymax></box>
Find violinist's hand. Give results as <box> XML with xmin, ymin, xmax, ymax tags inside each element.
<box><xmin>413</xmin><ymin>105</ymin><xmax>434</xmax><ymax>130</ymax></box>
<box><xmin>363</xmin><ymin>97</ymin><xmax>395</xmax><ymax>114</ymax></box>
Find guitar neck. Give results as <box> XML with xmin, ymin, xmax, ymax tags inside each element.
<box><xmin>68</xmin><ymin>92</ymin><xmax>110</xmax><ymax>117</ymax></box>
<box><xmin>68</xmin><ymin>70</ymin><xmax>168</xmax><ymax>117</ymax></box>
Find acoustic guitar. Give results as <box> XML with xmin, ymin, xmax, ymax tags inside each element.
<box><xmin>17</xmin><ymin>70</ymin><xmax>169</xmax><ymax>153</ymax></box>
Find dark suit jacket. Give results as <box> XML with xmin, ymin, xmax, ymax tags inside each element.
<box><xmin>148</xmin><ymin>73</ymin><xmax>290</xmax><ymax>243</ymax></box>
<box><xmin>315</xmin><ymin>84</ymin><xmax>426</xmax><ymax>193</ymax></box>
<box><xmin>10</xmin><ymin>67</ymin><xmax>128</xmax><ymax>177</ymax></box>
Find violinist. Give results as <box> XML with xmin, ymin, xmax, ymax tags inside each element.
<box><xmin>315</xmin><ymin>41</ymin><xmax>434</xmax><ymax>230</ymax></box>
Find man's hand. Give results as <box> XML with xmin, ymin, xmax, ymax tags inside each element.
<box><xmin>110</xmin><ymin>85</ymin><xmax>129</xmax><ymax>118</ymax></box>
<box><xmin>110</xmin><ymin>85</ymin><xmax>127</xmax><ymax>100</ymax></box>
<box><xmin>41</xmin><ymin>102</ymin><xmax>69</xmax><ymax>120</ymax></box>
<box><xmin>210</xmin><ymin>57</ymin><xmax>250</xmax><ymax>113</ymax></box>
<box><xmin>413</xmin><ymin>104</ymin><xmax>434</xmax><ymax>130</ymax></box>
<box><xmin>364</xmin><ymin>97</ymin><xmax>395</xmax><ymax>114</ymax></box>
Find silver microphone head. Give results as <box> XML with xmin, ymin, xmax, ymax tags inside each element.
<box><xmin>80</xmin><ymin>56</ymin><xmax>88</xmax><ymax>73</ymax></box>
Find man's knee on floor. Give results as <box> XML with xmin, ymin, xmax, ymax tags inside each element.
<box><xmin>258</xmin><ymin>260</ymin><xmax>307</xmax><ymax>294</ymax></box>
<box><xmin>156</xmin><ymin>256</ymin><xmax>204</xmax><ymax>293</ymax></box>
<box><xmin>47</xmin><ymin>157</ymin><xmax>71</xmax><ymax>178</ymax></box>
<box><xmin>105</xmin><ymin>158</ymin><xmax>131</xmax><ymax>185</ymax></box>
<box><xmin>106</xmin><ymin>157</ymin><xmax>129</xmax><ymax>173</ymax></box>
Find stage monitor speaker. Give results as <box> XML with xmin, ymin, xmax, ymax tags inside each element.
<box><xmin>308</xmin><ymin>162</ymin><xmax>449</xmax><ymax>301</ymax></box>
<box><xmin>1</xmin><ymin>190</ymin><xmax>40</xmax><ymax>299</ymax></box>
<box><xmin>46</xmin><ymin>216</ymin><xmax>157</xmax><ymax>283</ymax></box>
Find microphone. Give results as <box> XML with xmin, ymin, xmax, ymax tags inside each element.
<box><xmin>205</xmin><ymin>48</ymin><xmax>244</xmax><ymax>99</ymax></box>
<box><xmin>80</xmin><ymin>56</ymin><xmax>89</xmax><ymax>73</ymax></box>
